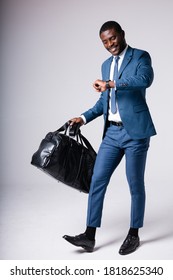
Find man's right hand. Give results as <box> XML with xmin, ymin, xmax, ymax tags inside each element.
<box><xmin>69</xmin><ymin>117</ymin><xmax>84</xmax><ymax>126</ymax></box>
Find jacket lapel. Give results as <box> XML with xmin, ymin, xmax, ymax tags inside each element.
<box><xmin>103</xmin><ymin>57</ymin><xmax>113</xmax><ymax>104</ymax></box>
<box><xmin>118</xmin><ymin>46</ymin><xmax>133</xmax><ymax>78</ymax></box>
<box><xmin>103</xmin><ymin>47</ymin><xmax>133</xmax><ymax>107</ymax></box>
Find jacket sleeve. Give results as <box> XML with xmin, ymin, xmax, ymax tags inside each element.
<box><xmin>116</xmin><ymin>51</ymin><xmax>154</xmax><ymax>90</ymax></box>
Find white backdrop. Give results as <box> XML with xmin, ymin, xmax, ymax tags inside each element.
<box><xmin>0</xmin><ymin>0</ymin><xmax>173</xmax><ymax>260</ymax></box>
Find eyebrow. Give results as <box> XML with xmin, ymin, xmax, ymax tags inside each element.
<box><xmin>102</xmin><ymin>35</ymin><xmax>116</xmax><ymax>42</ymax></box>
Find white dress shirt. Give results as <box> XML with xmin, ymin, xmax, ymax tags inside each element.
<box><xmin>108</xmin><ymin>45</ymin><xmax>128</xmax><ymax>122</ymax></box>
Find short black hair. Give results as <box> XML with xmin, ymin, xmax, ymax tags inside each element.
<box><xmin>99</xmin><ymin>21</ymin><xmax>123</xmax><ymax>36</ymax></box>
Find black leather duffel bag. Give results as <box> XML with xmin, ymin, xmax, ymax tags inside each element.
<box><xmin>31</xmin><ymin>122</ymin><xmax>97</xmax><ymax>193</ymax></box>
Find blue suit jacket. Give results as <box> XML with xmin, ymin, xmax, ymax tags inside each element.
<box><xmin>83</xmin><ymin>46</ymin><xmax>156</xmax><ymax>139</ymax></box>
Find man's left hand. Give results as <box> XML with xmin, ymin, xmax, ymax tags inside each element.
<box><xmin>93</xmin><ymin>79</ymin><xmax>115</xmax><ymax>92</ymax></box>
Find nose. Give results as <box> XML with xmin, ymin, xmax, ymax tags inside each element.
<box><xmin>107</xmin><ymin>39</ymin><xmax>114</xmax><ymax>49</ymax></box>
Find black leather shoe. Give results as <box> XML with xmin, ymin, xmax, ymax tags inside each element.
<box><xmin>63</xmin><ymin>233</ymin><xmax>95</xmax><ymax>252</ymax></box>
<box><xmin>119</xmin><ymin>234</ymin><xmax>140</xmax><ymax>255</ymax></box>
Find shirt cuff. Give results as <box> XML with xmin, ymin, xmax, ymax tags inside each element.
<box><xmin>80</xmin><ymin>115</ymin><xmax>87</xmax><ymax>124</ymax></box>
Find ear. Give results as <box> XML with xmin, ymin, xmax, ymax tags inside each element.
<box><xmin>121</xmin><ymin>30</ymin><xmax>125</xmax><ymax>38</ymax></box>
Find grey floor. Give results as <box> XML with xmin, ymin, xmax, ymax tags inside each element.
<box><xmin>0</xmin><ymin>165</ymin><xmax>173</xmax><ymax>260</ymax></box>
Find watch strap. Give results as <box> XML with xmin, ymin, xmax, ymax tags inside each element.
<box><xmin>106</xmin><ymin>80</ymin><xmax>111</xmax><ymax>89</ymax></box>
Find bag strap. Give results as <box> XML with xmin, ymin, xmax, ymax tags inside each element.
<box><xmin>78</xmin><ymin>131</ymin><xmax>96</xmax><ymax>155</ymax></box>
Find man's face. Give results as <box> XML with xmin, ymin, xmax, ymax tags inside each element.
<box><xmin>100</xmin><ymin>28</ymin><xmax>126</xmax><ymax>56</ymax></box>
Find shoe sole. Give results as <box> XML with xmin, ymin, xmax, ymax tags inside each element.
<box><xmin>82</xmin><ymin>245</ymin><xmax>94</xmax><ymax>252</ymax></box>
<box><xmin>119</xmin><ymin>241</ymin><xmax>140</xmax><ymax>255</ymax></box>
<box><xmin>64</xmin><ymin>238</ymin><xmax>94</xmax><ymax>252</ymax></box>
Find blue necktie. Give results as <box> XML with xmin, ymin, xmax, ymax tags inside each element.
<box><xmin>111</xmin><ymin>56</ymin><xmax>119</xmax><ymax>114</ymax></box>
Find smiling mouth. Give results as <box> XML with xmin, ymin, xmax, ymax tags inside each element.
<box><xmin>109</xmin><ymin>46</ymin><xmax>118</xmax><ymax>53</ymax></box>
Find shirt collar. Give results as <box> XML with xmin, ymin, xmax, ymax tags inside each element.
<box><xmin>113</xmin><ymin>44</ymin><xmax>128</xmax><ymax>60</ymax></box>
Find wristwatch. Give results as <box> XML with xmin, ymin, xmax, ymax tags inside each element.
<box><xmin>106</xmin><ymin>80</ymin><xmax>111</xmax><ymax>89</ymax></box>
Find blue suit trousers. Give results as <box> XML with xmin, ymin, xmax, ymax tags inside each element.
<box><xmin>87</xmin><ymin>124</ymin><xmax>150</xmax><ymax>228</ymax></box>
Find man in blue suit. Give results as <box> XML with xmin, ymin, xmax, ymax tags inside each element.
<box><xmin>63</xmin><ymin>21</ymin><xmax>156</xmax><ymax>255</ymax></box>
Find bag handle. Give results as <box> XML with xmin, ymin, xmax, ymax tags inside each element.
<box><xmin>56</xmin><ymin>122</ymin><xmax>81</xmax><ymax>136</ymax></box>
<box><xmin>56</xmin><ymin>122</ymin><xmax>70</xmax><ymax>133</ymax></box>
<box><xmin>56</xmin><ymin>122</ymin><xmax>96</xmax><ymax>155</ymax></box>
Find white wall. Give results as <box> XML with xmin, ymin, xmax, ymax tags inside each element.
<box><xmin>1</xmin><ymin>0</ymin><xmax>173</xmax><ymax>259</ymax></box>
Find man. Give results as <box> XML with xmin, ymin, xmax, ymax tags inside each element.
<box><xmin>63</xmin><ymin>21</ymin><xmax>156</xmax><ymax>255</ymax></box>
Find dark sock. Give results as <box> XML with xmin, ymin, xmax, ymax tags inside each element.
<box><xmin>128</xmin><ymin>227</ymin><xmax>139</xmax><ymax>237</ymax></box>
<box><xmin>85</xmin><ymin>226</ymin><xmax>96</xmax><ymax>241</ymax></box>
